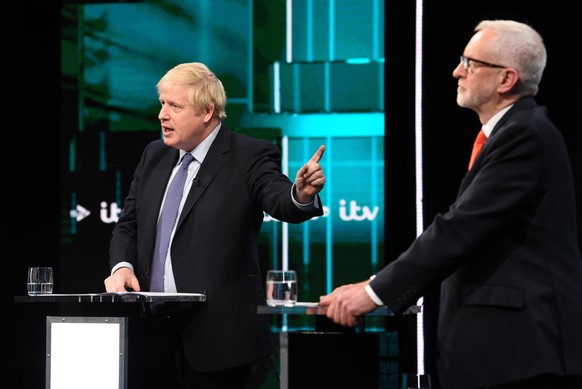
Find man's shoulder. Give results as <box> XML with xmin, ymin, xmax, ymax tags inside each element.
<box><xmin>139</xmin><ymin>139</ymin><xmax>176</xmax><ymax>164</ymax></box>
<box><xmin>142</xmin><ymin>138</ymin><xmax>174</xmax><ymax>155</ymax></box>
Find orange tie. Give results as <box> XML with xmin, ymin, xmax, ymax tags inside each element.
<box><xmin>468</xmin><ymin>129</ymin><xmax>487</xmax><ymax>170</ymax></box>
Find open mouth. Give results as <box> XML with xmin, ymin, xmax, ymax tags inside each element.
<box><xmin>162</xmin><ymin>126</ymin><xmax>174</xmax><ymax>135</ymax></box>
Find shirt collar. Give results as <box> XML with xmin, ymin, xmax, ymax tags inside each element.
<box><xmin>482</xmin><ymin>104</ymin><xmax>513</xmax><ymax>138</ymax></box>
<box><xmin>178</xmin><ymin>122</ymin><xmax>221</xmax><ymax>163</ymax></box>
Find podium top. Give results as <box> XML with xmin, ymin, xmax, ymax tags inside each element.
<box><xmin>257</xmin><ymin>302</ymin><xmax>420</xmax><ymax>316</ymax></box>
<box><xmin>14</xmin><ymin>292</ymin><xmax>207</xmax><ymax>304</ymax></box>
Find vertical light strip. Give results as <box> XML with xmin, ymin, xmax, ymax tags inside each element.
<box><xmin>303</xmin><ymin>138</ymin><xmax>311</xmax><ymax>268</ymax></box>
<box><xmin>415</xmin><ymin>0</ymin><xmax>426</xmax><ymax>377</ymax></box>
<box><xmin>378</xmin><ymin>59</ymin><xmax>385</xmax><ymax>110</ymax></box>
<box><xmin>325</xmin><ymin>136</ymin><xmax>333</xmax><ymax>293</ymax></box>
<box><xmin>324</xmin><ymin>61</ymin><xmax>330</xmax><ymax>112</ymax></box>
<box><xmin>293</xmin><ymin>65</ymin><xmax>300</xmax><ymax>112</ymax></box>
<box><xmin>198</xmin><ymin>0</ymin><xmax>211</xmax><ymax>60</ymax></box>
<box><xmin>286</xmin><ymin>0</ymin><xmax>293</xmax><ymax>63</ymax></box>
<box><xmin>279</xmin><ymin>0</ymin><xmax>293</xmax><ymax>331</ymax></box>
<box><xmin>70</xmin><ymin>192</ymin><xmax>77</xmax><ymax>234</ymax></box>
<box><xmin>372</xmin><ymin>0</ymin><xmax>379</xmax><ymax>60</ymax></box>
<box><xmin>69</xmin><ymin>137</ymin><xmax>76</xmax><ymax>172</ymax></box>
<box><xmin>271</xmin><ymin>219</ymin><xmax>279</xmax><ymax>270</ymax></box>
<box><xmin>307</xmin><ymin>0</ymin><xmax>313</xmax><ymax>61</ymax></box>
<box><xmin>328</xmin><ymin>0</ymin><xmax>335</xmax><ymax>61</ymax></box>
<box><xmin>282</xmin><ymin>135</ymin><xmax>290</xmax><ymax>272</ymax></box>
<box><xmin>273</xmin><ymin>61</ymin><xmax>281</xmax><ymax>113</ymax></box>
<box><xmin>371</xmin><ymin>137</ymin><xmax>379</xmax><ymax>270</ymax></box>
<box><xmin>282</xmin><ymin>135</ymin><xmax>289</xmax><ymax>332</ymax></box>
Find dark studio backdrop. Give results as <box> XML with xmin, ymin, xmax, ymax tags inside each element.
<box><xmin>7</xmin><ymin>1</ymin><xmax>582</xmax><ymax>388</ymax></box>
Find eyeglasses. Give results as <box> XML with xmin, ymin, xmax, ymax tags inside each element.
<box><xmin>459</xmin><ymin>55</ymin><xmax>506</xmax><ymax>72</ymax></box>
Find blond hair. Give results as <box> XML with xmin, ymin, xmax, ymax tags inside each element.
<box><xmin>156</xmin><ymin>62</ymin><xmax>227</xmax><ymax>119</ymax></box>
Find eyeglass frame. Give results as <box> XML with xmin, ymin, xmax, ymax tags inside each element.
<box><xmin>459</xmin><ymin>55</ymin><xmax>506</xmax><ymax>71</ymax></box>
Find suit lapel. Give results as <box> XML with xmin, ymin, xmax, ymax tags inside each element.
<box><xmin>176</xmin><ymin>125</ymin><xmax>231</xmax><ymax>228</ymax></box>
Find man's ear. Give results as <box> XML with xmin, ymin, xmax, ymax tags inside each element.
<box><xmin>203</xmin><ymin>104</ymin><xmax>215</xmax><ymax>123</ymax></box>
<box><xmin>498</xmin><ymin>68</ymin><xmax>520</xmax><ymax>93</ymax></box>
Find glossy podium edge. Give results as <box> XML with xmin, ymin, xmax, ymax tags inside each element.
<box><xmin>257</xmin><ymin>302</ymin><xmax>420</xmax><ymax>316</ymax></box>
<box><xmin>15</xmin><ymin>292</ymin><xmax>207</xmax><ymax>304</ymax></box>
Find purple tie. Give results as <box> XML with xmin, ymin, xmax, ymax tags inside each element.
<box><xmin>149</xmin><ymin>153</ymin><xmax>195</xmax><ymax>291</ymax></box>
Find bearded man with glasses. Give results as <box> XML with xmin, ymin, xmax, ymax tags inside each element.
<box><xmin>320</xmin><ymin>19</ymin><xmax>582</xmax><ymax>389</ymax></box>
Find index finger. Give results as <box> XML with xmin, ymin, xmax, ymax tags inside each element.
<box><xmin>310</xmin><ymin>145</ymin><xmax>326</xmax><ymax>163</ymax></box>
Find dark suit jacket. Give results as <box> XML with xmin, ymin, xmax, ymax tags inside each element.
<box><xmin>371</xmin><ymin>97</ymin><xmax>582</xmax><ymax>388</ymax></box>
<box><xmin>109</xmin><ymin>124</ymin><xmax>323</xmax><ymax>372</ymax></box>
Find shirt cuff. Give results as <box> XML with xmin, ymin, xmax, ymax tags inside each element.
<box><xmin>291</xmin><ymin>184</ymin><xmax>320</xmax><ymax>210</ymax></box>
<box><xmin>365</xmin><ymin>283</ymin><xmax>384</xmax><ymax>306</ymax></box>
<box><xmin>111</xmin><ymin>262</ymin><xmax>134</xmax><ymax>275</ymax></box>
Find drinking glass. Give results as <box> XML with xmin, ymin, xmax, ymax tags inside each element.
<box><xmin>27</xmin><ymin>267</ymin><xmax>53</xmax><ymax>296</ymax></box>
<box><xmin>266</xmin><ymin>270</ymin><xmax>298</xmax><ymax>306</ymax></box>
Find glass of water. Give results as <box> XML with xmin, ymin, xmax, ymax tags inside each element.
<box><xmin>266</xmin><ymin>270</ymin><xmax>298</xmax><ymax>307</ymax></box>
<box><xmin>27</xmin><ymin>267</ymin><xmax>54</xmax><ymax>296</ymax></box>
